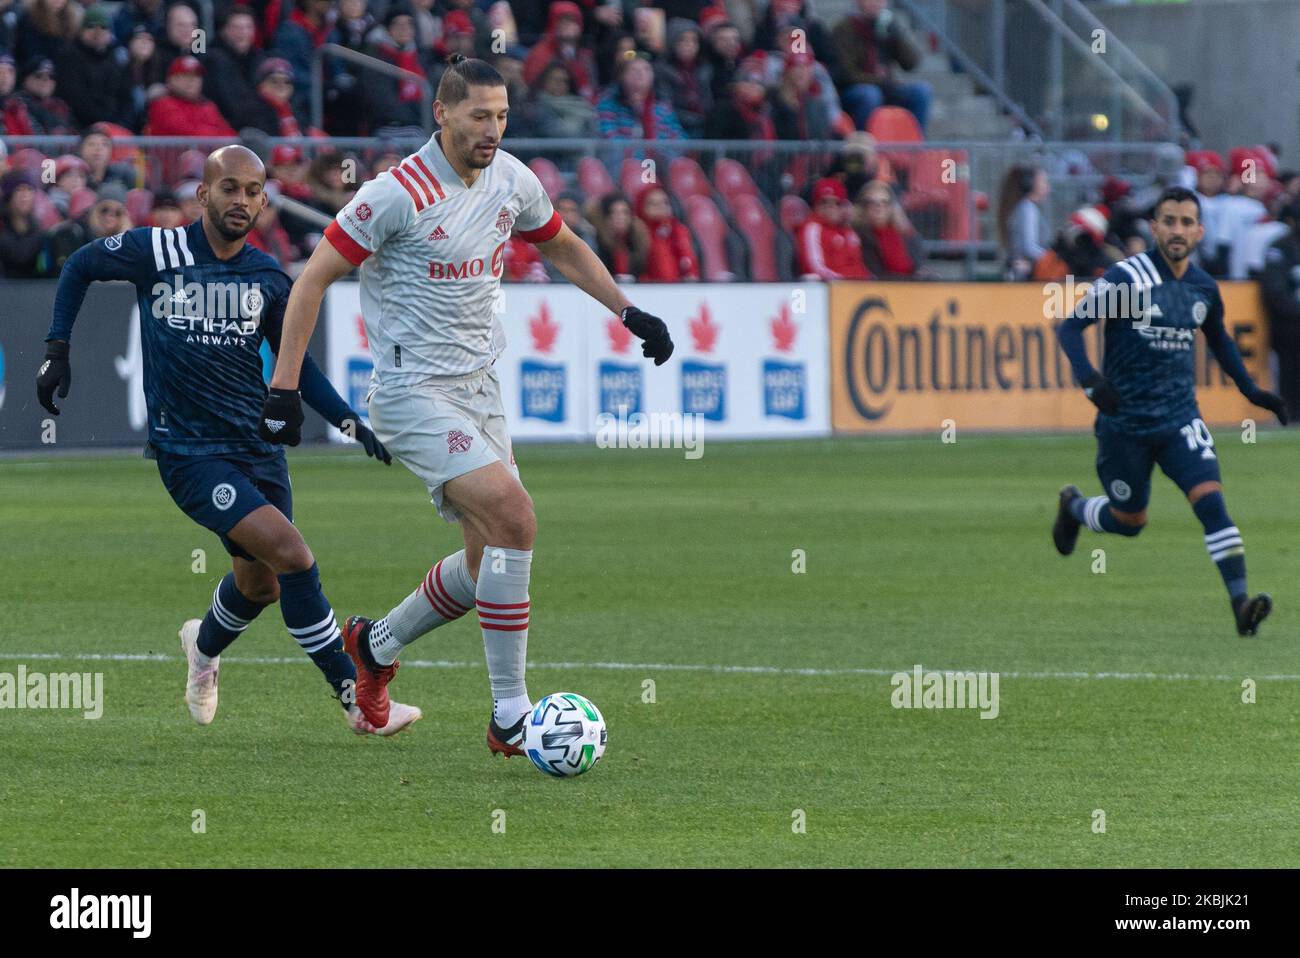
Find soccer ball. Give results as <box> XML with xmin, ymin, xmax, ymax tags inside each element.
<box><xmin>523</xmin><ymin>692</ymin><xmax>607</xmax><ymax>777</ymax></box>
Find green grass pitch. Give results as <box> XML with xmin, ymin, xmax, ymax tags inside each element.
<box><xmin>2</xmin><ymin>432</ymin><xmax>1298</xmax><ymax>867</ymax></box>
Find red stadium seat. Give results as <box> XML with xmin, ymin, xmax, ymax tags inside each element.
<box><xmin>902</xmin><ymin>148</ymin><xmax>975</xmax><ymax>242</ymax></box>
<box><xmin>577</xmin><ymin>156</ymin><xmax>615</xmax><ymax>201</ymax></box>
<box><xmin>668</xmin><ymin>156</ymin><xmax>710</xmax><ymax>202</ymax></box>
<box><xmin>177</xmin><ymin>149</ymin><xmax>206</xmax><ymax>182</ymax></box>
<box><xmin>32</xmin><ymin>190</ymin><xmax>62</xmax><ymax>230</ymax></box>
<box><xmin>779</xmin><ymin>194</ymin><xmax>810</xmax><ymax>235</ymax></box>
<box><xmin>711</xmin><ymin>158</ymin><xmax>760</xmax><ymax>210</ymax></box>
<box><xmin>527</xmin><ymin>157</ymin><xmax>566</xmax><ymax>198</ymax></box>
<box><xmin>68</xmin><ymin>187</ymin><xmax>98</xmax><ymax>220</ymax></box>
<box><xmin>684</xmin><ymin>194</ymin><xmax>734</xmax><ymax>281</ymax></box>
<box><xmin>619</xmin><ymin>157</ymin><xmax>644</xmax><ymax>202</ymax></box>
<box><xmin>9</xmin><ymin>148</ymin><xmax>47</xmax><ymax>173</ymax></box>
<box><xmin>867</xmin><ymin>105</ymin><xmax>924</xmax><ymax>143</ymax></box>
<box><xmin>126</xmin><ymin>188</ymin><xmax>154</xmax><ymax>225</ymax></box>
<box><xmin>731</xmin><ymin>193</ymin><xmax>779</xmax><ymax>282</ymax></box>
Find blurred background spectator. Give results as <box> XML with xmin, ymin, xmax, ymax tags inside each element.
<box><xmin>998</xmin><ymin>164</ymin><xmax>1049</xmax><ymax>281</ymax></box>
<box><xmin>590</xmin><ymin>190</ymin><xmax>648</xmax><ymax>283</ymax></box>
<box><xmin>832</xmin><ymin>0</ymin><xmax>928</xmax><ymax>134</ymax></box>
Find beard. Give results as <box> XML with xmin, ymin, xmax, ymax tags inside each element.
<box><xmin>1160</xmin><ymin>238</ymin><xmax>1190</xmax><ymax>261</ymax></box>
<box><xmin>451</xmin><ymin>127</ymin><xmax>498</xmax><ymax>169</ymax></box>
<box><xmin>209</xmin><ymin>207</ymin><xmax>259</xmax><ymax>240</ymax></box>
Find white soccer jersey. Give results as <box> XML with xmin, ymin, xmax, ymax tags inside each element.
<box><xmin>323</xmin><ymin>133</ymin><xmax>561</xmax><ymax>381</ymax></box>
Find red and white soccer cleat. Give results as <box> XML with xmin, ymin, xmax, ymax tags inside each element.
<box><xmin>486</xmin><ymin>711</ymin><xmax>528</xmax><ymax>758</ymax></box>
<box><xmin>179</xmin><ymin>619</ymin><xmax>219</xmax><ymax>725</ymax></box>
<box><xmin>341</xmin><ymin>615</ymin><xmax>398</xmax><ymax>727</ymax></box>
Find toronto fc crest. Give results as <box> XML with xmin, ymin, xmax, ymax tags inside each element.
<box><xmin>496</xmin><ymin>207</ymin><xmax>513</xmax><ymax>236</ymax></box>
<box><xmin>447</xmin><ymin>429</ymin><xmax>473</xmax><ymax>454</ymax></box>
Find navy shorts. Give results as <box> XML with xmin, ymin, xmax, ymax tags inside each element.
<box><xmin>156</xmin><ymin>449</ymin><xmax>292</xmax><ymax>561</ymax></box>
<box><xmin>1095</xmin><ymin>416</ymin><xmax>1222</xmax><ymax>513</ymax></box>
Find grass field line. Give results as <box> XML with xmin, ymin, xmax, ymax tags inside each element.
<box><xmin>1</xmin><ymin>651</ymin><xmax>1296</xmax><ymax>682</ymax></box>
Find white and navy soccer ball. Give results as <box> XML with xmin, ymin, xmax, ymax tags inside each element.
<box><xmin>524</xmin><ymin>692</ymin><xmax>607</xmax><ymax>778</ymax></box>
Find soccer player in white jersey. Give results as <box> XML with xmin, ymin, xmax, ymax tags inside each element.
<box><xmin>259</xmin><ymin>56</ymin><xmax>675</xmax><ymax>756</ymax></box>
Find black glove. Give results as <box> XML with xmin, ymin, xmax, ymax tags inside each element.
<box><xmin>622</xmin><ymin>306</ymin><xmax>674</xmax><ymax>366</ymax></box>
<box><xmin>35</xmin><ymin>340</ymin><xmax>72</xmax><ymax>415</ymax></box>
<box><xmin>342</xmin><ymin>416</ymin><xmax>392</xmax><ymax>464</ymax></box>
<box><xmin>1248</xmin><ymin>387</ymin><xmax>1289</xmax><ymax>426</ymax></box>
<box><xmin>1082</xmin><ymin>373</ymin><xmax>1120</xmax><ymax>416</ymax></box>
<box><xmin>259</xmin><ymin>388</ymin><xmax>304</xmax><ymax>445</ymax></box>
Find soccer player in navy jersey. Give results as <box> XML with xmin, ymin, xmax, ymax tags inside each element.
<box><xmin>35</xmin><ymin>145</ymin><xmax>420</xmax><ymax>734</ymax></box>
<box><xmin>1053</xmin><ymin>186</ymin><xmax>1288</xmax><ymax>637</ymax></box>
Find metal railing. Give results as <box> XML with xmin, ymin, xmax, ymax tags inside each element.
<box><xmin>311</xmin><ymin>43</ymin><xmax>433</xmax><ymax>134</ymax></box>
<box><xmin>0</xmin><ymin>135</ymin><xmax>1181</xmax><ymax>280</ymax></box>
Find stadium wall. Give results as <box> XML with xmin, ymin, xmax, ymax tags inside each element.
<box><xmin>0</xmin><ymin>281</ymin><xmax>1272</xmax><ymax>450</ymax></box>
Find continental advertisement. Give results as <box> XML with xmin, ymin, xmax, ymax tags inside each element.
<box><xmin>830</xmin><ymin>282</ymin><xmax>1271</xmax><ymax>433</ymax></box>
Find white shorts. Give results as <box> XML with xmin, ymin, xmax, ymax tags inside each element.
<box><xmin>367</xmin><ymin>365</ymin><xmax>518</xmax><ymax>523</ymax></box>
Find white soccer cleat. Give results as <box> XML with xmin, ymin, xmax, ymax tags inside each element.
<box><xmin>179</xmin><ymin>619</ymin><xmax>219</xmax><ymax>725</ymax></box>
<box><xmin>347</xmin><ymin>701</ymin><xmax>421</xmax><ymax>737</ymax></box>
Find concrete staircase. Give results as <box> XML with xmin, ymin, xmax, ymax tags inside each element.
<box><xmin>912</xmin><ymin>52</ymin><xmax>1021</xmax><ymax>142</ymax></box>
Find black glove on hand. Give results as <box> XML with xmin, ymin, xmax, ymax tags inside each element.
<box><xmin>1082</xmin><ymin>373</ymin><xmax>1121</xmax><ymax>417</ymax></box>
<box><xmin>622</xmin><ymin>306</ymin><xmax>674</xmax><ymax>366</ymax></box>
<box><xmin>1248</xmin><ymin>387</ymin><xmax>1289</xmax><ymax>425</ymax></box>
<box><xmin>35</xmin><ymin>340</ymin><xmax>72</xmax><ymax>415</ymax></box>
<box><xmin>343</xmin><ymin>417</ymin><xmax>392</xmax><ymax>464</ymax></box>
<box><xmin>259</xmin><ymin>388</ymin><xmax>304</xmax><ymax>445</ymax></box>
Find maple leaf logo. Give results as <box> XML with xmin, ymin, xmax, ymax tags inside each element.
<box><xmin>606</xmin><ymin>315</ymin><xmax>633</xmax><ymax>353</ymax></box>
<box><xmin>529</xmin><ymin>301</ymin><xmax>559</xmax><ymax>353</ymax></box>
<box><xmin>771</xmin><ymin>303</ymin><xmax>797</xmax><ymax>352</ymax></box>
<box><xmin>355</xmin><ymin>314</ymin><xmax>369</xmax><ymax>351</ymax></box>
<box><xmin>689</xmin><ymin>303</ymin><xmax>717</xmax><ymax>353</ymax></box>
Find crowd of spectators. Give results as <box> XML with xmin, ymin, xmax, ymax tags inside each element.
<box><xmin>1</xmin><ymin>0</ymin><xmax>933</xmax><ymax>279</ymax></box>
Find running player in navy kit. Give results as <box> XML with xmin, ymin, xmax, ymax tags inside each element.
<box><xmin>1052</xmin><ymin>186</ymin><xmax>1287</xmax><ymax>637</ymax></box>
<box><xmin>35</xmin><ymin>145</ymin><xmax>420</xmax><ymax>733</ymax></box>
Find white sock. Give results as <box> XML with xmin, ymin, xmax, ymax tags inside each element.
<box><xmin>370</xmin><ymin>550</ymin><xmax>475</xmax><ymax>665</ymax></box>
<box><xmin>476</xmin><ymin>547</ymin><xmax>531</xmax><ymax>714</ymax></box>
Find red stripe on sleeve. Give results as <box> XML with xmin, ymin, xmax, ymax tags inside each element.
<box><xmin>324</xmin><ymin>221</ymin><xmax>370</xmax><ymax>266</ymax></box>
<box><xmin>402</xmin><ymin>162</ymin><xmax>436</xmax><ymax>207</ymax></box>
<box><xmin>517</xmin><ymin>210</ymin><xmax>562</xmax><ymax>244</ymax></box>
<box><xmin>390</xmin><ymin>166</ymin><xmax>424</xmax><ymax>211</ymax></box>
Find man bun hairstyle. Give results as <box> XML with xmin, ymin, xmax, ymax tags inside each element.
<box><xmin>437</xmin><ymin>54</ymin><xmax>506</xmax><ymax>106</ymax></box>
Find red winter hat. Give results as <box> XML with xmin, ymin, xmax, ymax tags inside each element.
<box><xmin>271</xmin><ymin>144</ymin><xmax>304</xmax><ymax>166</ymax></box>
<box><xmin>1230</xmin><ymin>147</ymin><xmax>1262</xmax><ymax>179</ymax></box>
<box><xmin>168</xmin><ymin>55</ymin><xmax>204</xmax><ymax>78</ymax></box>
<box><xmin>444</xmin><ymin>10</ymin><xmax>474</xmax><ymax>36</ymax></box>
<box><xmin>812</xmin><ymin>177</ymin><xmax>848</xmax><ymax>204</ymax></box>
<box><xmin>547</xmin><ymin>1</ymin><xmax>582</xmax><ymax>30</ymax></box>
<box><xmin>1100</xmin><ymin>176</ymin><xmax>1130</xmax><ymax>205</ymax></box>
<box><xmin>1186</xmin><ymin>149</ymin><xmax>1224</xmax><ymax>174</ymax></box>
<box><xmin>1068</xmin><ymin>205</ymin><xmax>1109</xmax><ymax>245</ymax></box>
<box><xmin>784</xmin><ymin>51</ymin><xmax>815</xmax><ymax>70</ymax></box>
<box><xmin>54</xmin><ymin>154</ymin><xmax>88</xmax><ymax>179</ymax></box>
<box><xmin>699</xmin><ymin>6</ymin><xmax>732</xmax><ymax>34</ymax></box>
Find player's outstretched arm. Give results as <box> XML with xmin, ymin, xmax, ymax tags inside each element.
<box><xmin>1202</xmin><ymin>300</ymin><xmax>1288</xmax><ymax>424</ymax></box>
<box><xmin>260</xmin><ymin>240</ymin><xmax>357</xmax><ymax>445</ymax></box>
<box><xmin>298</xmin><ymin>354</ymin><xmax>392</xmax><ymax>464</ymax></box>
<box><xmin>37</xmin><ymin>235</ymin><xmax>142</xmax><ymax>415</ymax></box>
<box><xmin>535</xmin><ymin>224</ymin><xmax>674</xmax><ymax>365</ymax></box>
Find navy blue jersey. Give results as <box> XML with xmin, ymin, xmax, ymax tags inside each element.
<box><xmin>49</xmin><ymin>220</ymin><xmax>350</xmax><ymax>454</ymax></box>
<box><xmin>1057</xmin><ymin>248</ymin><xmax>1257</xmax><ymax>436</ymax></box>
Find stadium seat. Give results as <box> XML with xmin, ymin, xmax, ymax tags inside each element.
<box><xmin>68</xmin><ymin>187</ymin><xmax>98</xmax><ymax>220</ymax></box>
<box><xmin>731</xmin><ymin>193</ymin><xmax>779</xmax><ymax>282</ymax></box>
<box><xmin>867</xmin><ymin>106</ymin><xmax>924</xmax><ymax>143</ymax></box>
<box><xmin>9</xmin><ymin>148</ymin><xmax>47</xmax><ymax>173</ymax></box>
<box><xmin>577</xmin><ymin>156</ymin><xmax>616</xmax><ymax>201</ymax></box>
<box><xmin>619</xmin><ymin>157</ymin><xmax>645</xmax><ymax>202</ymax></box>
<box><xmin>177</xmin><ymin>149</ymin><xmax>206</xmax><ymax>182</ymax></box>
<box><xmin>32</xmin><ymin>190</ymin><xmax>62</xmax><ymax>230</ymax></box>
<box><xmin>712</xmin><ymin>158</ymin><xmax>760</xmax><ymax>206</ymax></box>
<box><xmin>668</xmin><ymin>156</ymin><xmax>711</xmax><ymax>202</ymax></box>
<box><xmin>684</xmin><ymin>194</ymin><xmax>734</xmax><ymax>281</ymax></box>
<box><xmin>126</xmin><ymin>188</ymin><xmax>154</xmax><ymax>225</ymax></box>
<box><xmin>527</xmin><ymin>157</ymin><xmax>566</xmax><ymax>198</ymax></box>
<box><xmin>779</xmin><ymin>194</ymin><xmax>810</xmax><ymax>235</ymax></box>
<box><xmin>902</xmin><ymin>149</ymin><xmax>976</xmax><ymax>242</ymax></box>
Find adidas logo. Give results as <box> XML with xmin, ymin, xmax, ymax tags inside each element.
<box><xmin>170</xmin><ymin>289</ymin><xmax>190</xmax><ymax>303</ymax></box>
<box><xmin>428</xmin><ymin>225</ymin><xmax>450</xmax><ymax>241</ymax></box>
<box><xmin>265</xmin><ymin>420</ymin><xmax>285</xmax><ymax>433</ymax></box>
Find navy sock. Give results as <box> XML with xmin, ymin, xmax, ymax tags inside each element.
<box><xmin>1193</xmin><ymin>492</ymin><xmax>1247</xmax><ymax>601</ymax></box>
<box><xmin>1074</xmin><ymin>495</ymin><xmax>1143</xmax><ymax>537</ymax></box>
<box><xmin>197</xmin><ymin>574</ymin><xmax>267</xmax><ymax>658</ymax></box>
<box><xmin>278</xmin><ymin>563</ymin><xmax>356</xmax><ymax>705</ymax></box>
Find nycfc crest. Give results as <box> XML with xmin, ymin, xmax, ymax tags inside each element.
<box><xmin>242</xmin><ymin>287</ymin><xmax>263</xmax><ymax>317</ymax></box>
